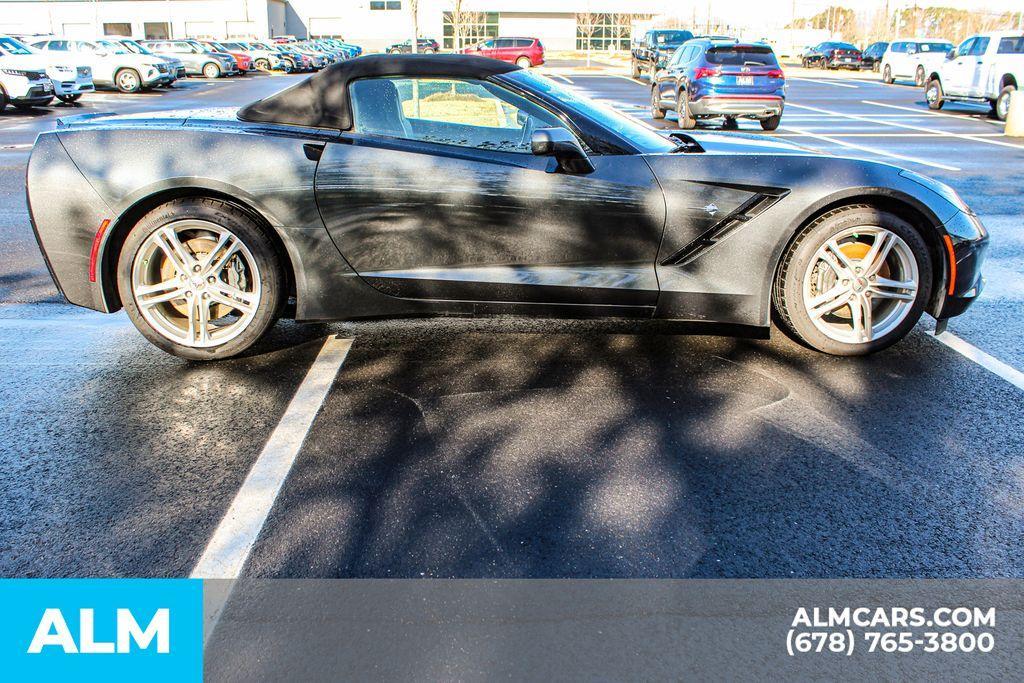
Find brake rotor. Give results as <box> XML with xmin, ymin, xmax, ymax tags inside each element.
<box><xmin>159</xmin><ymin>235</ymin><xmax>231</xmax><ymax>319</ymax></box>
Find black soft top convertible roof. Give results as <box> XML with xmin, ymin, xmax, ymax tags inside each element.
<box><xmin>236</xmin><ymin>54</ymin><xmax>519</xmax><ymax>131</ymax></box>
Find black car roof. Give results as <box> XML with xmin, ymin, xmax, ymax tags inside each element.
<box><xmin>237</xmin><ymin>53</ymin><xmax>518</xmax><ymax>130</ymax></box>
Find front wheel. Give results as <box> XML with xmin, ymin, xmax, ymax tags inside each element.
<box><xmin>773</xmin><ymin>205</ymin><xmax>932</xmax><ymax>355</ymax></box>
<box><xmin>202</xmin><ymin>62</ymin><xmax>222</xmax><ymax>79</ymax></box>
<box><xmin>993</xmin><ymin>85</ymin><xmax>1015</xmax><ymax>121</ymax></box>
<box><xmin>117</xmin><ymin>197</ymin><xmax>284</xmax><ymax>360</ymax></box>
<box><xmin>914</xmin><ymin>65</ymin><xmax>926</xmax><ymax>87</ymax></box>
<box><xmin>925</xmin><ymin>78</ymin><xmax>944</xmax><ymax>110</ymax></box>
<box><xmin>255</xmin><ymin>58</ymin><xmax>270</xmax><ymax>71</ymax></box>
<box><xmin>650</xmin><ymin>86</ymin><xmax>665</xmax><ymax>119</ymax></box>
<box><xmin>115</xmin><ymin>68</ymin><xmax>142</xmax><ymax>93</ymax></box>
<box><xmin>676</xmin><ymin>93</ymin><xmax>696</xmax><ymax>129</ymax></box>
<box><xmin>760</xmin><ymin>113</ymin><xmax>781</xmax><ymax>131</ymax></box>
<box><xmin>882</xmin><ymin>64</ymin><xmax>893</xmax><ymax>84</ymax></box>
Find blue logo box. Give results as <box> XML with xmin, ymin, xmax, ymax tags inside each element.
<box><xmin>0</xmin><ymin>579</ymin><xmax>203</xmax><ymax>681</ymax></box>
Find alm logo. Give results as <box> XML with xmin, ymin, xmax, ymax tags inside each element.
<box><xmin>28</xmin><ymin>608</ymin><xmax>170</xmax><ymax>654</ymax></box>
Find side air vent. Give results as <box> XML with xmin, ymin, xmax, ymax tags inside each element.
<box><xmin>660</xmin><ymin>189</ymin><xmax>789</xmax><ymax>267</ymax></box>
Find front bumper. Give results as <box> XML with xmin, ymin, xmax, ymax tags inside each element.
<box><xmin>53</xmin><ymin>80</ymin><xmax>94</xmax><ymax>97</ymax></box>
<box><xmin>936</xmin><ymin>210</ymin><xmax>989</xmax><ymax>320</ymax></box>
<box><xmin>689</xmin><ymin>95</ymin><xmax>784</xmax><ymax>118</ymax></box>
<box><xmin>12</xmin><ymin>80</ymin><xmax>54</xmax><ymax>105</ymax></box>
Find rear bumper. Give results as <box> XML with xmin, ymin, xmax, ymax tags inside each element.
<box><xmin>936</xmin><ymin>211</ymin><xmax>989</xmax><ymax>320</ymax></box>
<box><xmin>828</xmin><ymin>58</ymin><xmax>862</xmax><ymax>68</ymax></box>
<box><xmin>690</xmin><ymin>95</ymin><xmax>784</xmax><ymax>118</ymax></box>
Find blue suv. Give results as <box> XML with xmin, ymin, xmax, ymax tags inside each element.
<box><xmin>651</xmin><ymin>39</ymin><xmax>786</xmax><ymax>131</ymax></box>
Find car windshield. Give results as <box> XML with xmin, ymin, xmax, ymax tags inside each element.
<box><xmin>0</xmin><ymin>36</ymin><xmax>33</xmax><ymax>55</ymax></box>
<box><xmin>706</xmin><ymin>46</ymin><xmax>778</xmax><ymax>66</ymax></box>
<box><xmin>917</xmin><ymin>42</ymin><xmax>952</xmax><ymax>53</ymax></box>
<box><xmin>120</xmin><ymin>39</ymin><xmax>154</xmax><ymax>55</ymax></box>
<box><xmin>95</xmin><ymin>39</ymin><xmax>130</xmax><ymax>54</ymax></box>
<box><xmin>824</xmin><ymin>42</ymin><xmax>857</xmax><ymax>50</ymax></box>
<box><xmin>185</xmin><ymin>41</ymin><xmax>206</xmax><ymax>52</ymax></box>
<box><xmin>653</xmin><ymin>31</ymin><xmax>692</xmax><ymax>45</ymax></box>
<box><xmin>208</xmin><ymin>42</ymin><xmax>228</xmax><ymax>51</ymax></box>
<box><xmin>501</xmin><ymin>70</ymin><xmax>676</xmax><ymax>154</ymax></box>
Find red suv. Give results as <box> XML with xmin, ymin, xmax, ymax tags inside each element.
<box><xmin>461</xmin><ymin>37</ymin><xmax>544</xmax><ymax>68</ymax></box>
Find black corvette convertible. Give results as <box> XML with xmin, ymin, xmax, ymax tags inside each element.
<box><xmin>27</xmin><ymin>54</ymin><xmax>987</xmax><ymax>360</ymax></box>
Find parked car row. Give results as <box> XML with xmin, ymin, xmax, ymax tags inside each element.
<box><xmin>1</xmin><ymin>34</ymin><xmax>92</xmax><ymax>111</ymax></box>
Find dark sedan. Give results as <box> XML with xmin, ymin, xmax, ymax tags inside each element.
<box><xmin>26</xmin><ymin>54</ymin><xmax>986</xmax><ymax>360</ymax></box>
<box><xmin>861</xmin><ymin>41</ymin><xmax>889</xmax><ymax>71</ymax></box>
<box><xmin>387</xmin><ymin>38</ymin><xmax>440</xmax><ymax>54</ymax></box>
<box><xmin>802</xmin><ymin>41</ymin><xmax>863</xmax><ymax>69</ymax></box>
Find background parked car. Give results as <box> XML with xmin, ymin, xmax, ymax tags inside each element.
<box><xmin>631</xmin><ymin>29</ymin><xmax>695</xmax><ymax>78</ymax></box>
<box><xmin>861</xmin><ymin>41</ymin><xmax>888</xmax><ymax>71</ymax></box>
<box><xmin>0</xmin><ymin>45</ymin><xmax>53</xmax><ymax>111</ymax></box>
<box><xmin>218</xmin><ymin>40</ymin><xmax>283</xmax><ymax>72</ymax></box>
<box><xmin>460</xmin><ymin>37</ymin><xmax>544</xmax><ymax>68</ymax></box>
<box><xmin>199</xmin><ymin>40</ymin><xmax>253</xmax><ymax>73</ymax></box>
<box><xmin>249</xmin><ymin>41</ymin><xmax>312</xmax><ymax>72</ymax></box>
<box><xmin>31</xmin><ymin>37</ymin><xmax>171</xmax><ymax>93</ymax></box>
<box><xmin>387</xmin><ymin>38</ymin><xmax>440</xmax><ymax>54</ymax></box>
<box><xmin>926</xmin><ymin>31</ymin><xmax>1024</xmax><ymax>121</ymax></box>
<box><xmin>881</xmin><ymin>39</ymin><xmax>953</xmax><ymax>86</ymax></box>
<box><xmin>652</xmin><ymin>39</ymin><xmax>785</xmax><ymax>130</ymax></box>
<box><xmin>1</xmin><ymin>34</ymin><xmax>91</xmax><ymax>104</ymax></box>
<box><xmin>112</xmin><ymin>38</ymin><xmax>185</xmax><ymax>84</ymax></box>
<box><xmin>802</xmin><ymin>41</ymin><xmax>863</xmax><ymax>69</ymax></box>
<box><xmin>142</xmin><ymin>39</ymin><xmax>238</xmax><ymax>78</ymax></box>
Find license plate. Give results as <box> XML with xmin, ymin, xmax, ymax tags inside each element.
<box><xmin>42</xmin><ymin>83</ymin><xmax>52</xmax><ymax>91</ymax></box>
<box><xmin>737</xmin><ymin>76</ymin><xmax>754</xmax><ymax>85</ymax></box>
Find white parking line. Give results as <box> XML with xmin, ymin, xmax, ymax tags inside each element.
<box><xmin>789</xmin><ymin>77</ymin><xmax>860</xmax><ymax>89</ymax></box>
<box><xmin>779</xmin><ymin>124</ymin><xmax>961</xmax><ymax>171</ymax></box>
<box><xmin>932</xmin><ymin>331</ymin><xmax>1024</xmax><ymax>392</ymax></box>
<box><xmin>190</xmin><ymin>335</ymin><xmax>353</xmax><ymax>579</ymax></box>
<box><xmin>862</xmin><ymin>100</ymin><xmax>1006</xmax><ymax>126</ymax></box>
<box><xmin>789</xmin><ymin>102</ymin><xmax>1024</xmax><ymax>150</ymax></box>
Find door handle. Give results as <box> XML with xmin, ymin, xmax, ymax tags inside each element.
<box><xmin>303</xmin><ymin>142</ymin><xmax>325</xmax><ymax>161</ymax></box>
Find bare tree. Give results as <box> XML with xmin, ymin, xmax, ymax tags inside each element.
<box><xmin>576</xmin><ymin>12</ymin><xmax>599</xmax><ymax>66</ymax></box>
<box><xmin>612</xmin><ymin>12</ymin><xmax>633</xmax><ymax>53</ymax></box>
<box><xmin>409</xmin><ymin>0</ymin><xmax>419</xmax><ymax>53</ymax></box>
<box><xmin>449</xmin><ymin>0</ymin><xmax>465</xmax><ymax>52</ymax></box>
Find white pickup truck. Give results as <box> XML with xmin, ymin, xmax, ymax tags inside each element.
<box><xmin>925</xmin><ymin>31</ymin><xmax>1023</xmax><ymax>121</ymax></box>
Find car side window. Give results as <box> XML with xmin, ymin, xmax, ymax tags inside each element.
<box><xmin>495</xmin><ymin>39</ymin><xmax>514</xmax><ymax>49</ymax></box>
<box><xmin>350</xmin><ymin>77</ymin><xmax>569</xmax><ymax>154</ymax></box>
<box><xmin>956</xmin><ymin>38</ymin><xmax>975</xmax><ymax>57</ymax></box>
<box><xmin>967</xmin><ymin>37</ymin><xmax>989</xmax><ymax>56</ymax></box>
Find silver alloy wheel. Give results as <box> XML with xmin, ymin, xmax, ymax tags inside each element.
<box><xmin>801</xmin><ymin>226</ymin><xmax>919</xmax><ymax>344</ymax></box>
<box><xmin>203</xmin><ymin>62</ymin><xmax>221</xmax><ymax>78</ymax></box>
<box><xmin>131</xmin><ymin>219</ymin><xmax>261</xmax><ymax>348</ymax></box>
<box><xmin>926</xmin><ymin>82</ymin><xmax>940</xmax><ymax>103</ymax></box>
<box><xmin>117</xmin><ymin>70</ymin><xmax>139</xmax><ymax>92</ymax></box>
<box><xmin>997</xmin><ymin>90</ymin><xmax>1011</xmax><ymax>119</ymax></box>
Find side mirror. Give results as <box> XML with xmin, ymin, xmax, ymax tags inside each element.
<box><xmin>947</xmin><ymin>49</ymin><xmax>956</xmax><ymax>60</ymax></box>
<box><xmin>531</xmin><ymin>127</ymin><xmax>594</xmax><ymax>174</ymax></box>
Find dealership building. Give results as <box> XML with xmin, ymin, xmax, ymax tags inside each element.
<box><xmin>0</xmin><ymin>0</ymin><xmax>668</xmax><ymax>52</ymax></box>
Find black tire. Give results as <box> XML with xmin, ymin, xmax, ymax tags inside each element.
<box><xmin>255</xmin><ymin>58</ymin><xmax>270</xmax><ymax>71</ymax></box>
<box><xmin>650</xmin><ymin>86</ymin><xmax>665</xmax><ymax>119</ymax></box>
<box><xmin>761</xmin><ymin>113</ymin><xmax>781</xmax><ymax>130</ymax></box>
<box><xmin>772</xmin><ymin>205</ymin><xmax>932</xmax><ymax>356</ymax></box>
<box><xmin>872</xmin><ymin>62</ymin><xmax>880</xmax><ymax>73</ymax></box>
<box><xmin>721</xmin><ymin>117</ymin><xmax>739</xmax><ymax>130</ymax></box>
<box><xmin>914</xmin><ymin>65</ymin><xmax>926</xmax><ymax>87</ymax></box>
<box><xmin>631</xmin><ymin>60</ymin><xmax>641</xmax><ymax>79</ymax></box>
<box><xmin>57</xmin><ymin>93</ymin><xmax>82</xmax><ymax>103</ymax></box>
<box><xmin>0</xmin><ymin>87</ymin><xmax>7</xmax><ymax>113</ymax></box>
<box><xmin>925</xmin><ymin>78</ymin><xmax>944</xmax><ymax>110</ymax></box>
<box><xmin>202</xmin><ymin>62</ymin><xmax>222</xmax><ymax>79</ymax></box>
<box><xmin>115</xmin><ymin>68</ymin><xmax>142</xmax><ymax>93</ymax></box>
<box><xmin>117</xmin><ymin>197</ymin><xmax>284</xmax><ymax>361</ymax></box>
<box><xmin>992</xmin><ymin>85</ymin><xmax>1015</xmax><ymax>121</ymax></box>
<box><xmin>882</xmin><ymin>64</ymin><xmax>893</xmax><ymax>84</ymax></box>
<box><xmin>676</xmin><ymin>92</ymin><xmax>695</xmax><ymax>130</ymax></box>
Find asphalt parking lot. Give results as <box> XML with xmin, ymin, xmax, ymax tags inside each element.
<box><xmin>1</xmin><ymin>67</ymin><xmax>1022</xmax><ymax>579</ymax></box>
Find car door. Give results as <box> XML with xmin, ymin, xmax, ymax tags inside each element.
<box><xmin>962</xmin><ymin>36</ymin><xmax>990</xmax><ymax>96</ymax></box>
<box><xmin>655</xmin><ymin>45</ymin><xmax>690</xmax><ymax>106</ymax></box>
<box><xmin>313</xmin><ymin>76</ymin><xmax>664</xmax><ymax>308</ymax></box>
<box><xmin>943</xmin><ymin>38</ymin><xmax>979</xmax><ymax>95</ymax></box>
<box><xmin>493</xmin><ymin>38</ymin><xmax>516</xmax><ymax>63</ymax></box>
<box><xmin>893</xmin><ymin>42</ymin><xmax>912</xmax><ymax>76</ymax></box>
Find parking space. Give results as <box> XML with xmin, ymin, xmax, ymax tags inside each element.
<box><xmin>1</xmin><ymin>65</ymin><xmax>1023</xmax><ymax>580</ymax></box>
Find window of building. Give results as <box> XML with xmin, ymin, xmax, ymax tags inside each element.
<box><xmin>576</xmin><ymin>13</ymin><xmax>636</xmax><ymax>51</ymax></box>
<box><xmin>370</xmin><ymin>1</ymin><xmax>402</xmax><ymax>10</ymax></box>
<box><xmin>103</xmin><ymin>22</ymin><xmax>132</xmax><ymax>37</ymax></box>
<box><xmin>442</xmin><ymin>11</ymin><xmax>499</xmax><ymax>50</ymax></box>
<box><xmin>144</xmin><ymin>22</ymin><xmax>170</xmax><ymax>40</ymax></box>
<box><xmin>350</xmin><ymin>77</ymin><xmax>566</xmax><ymax>153</ymax></box>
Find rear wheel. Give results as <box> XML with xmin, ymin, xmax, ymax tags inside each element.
<box><xmin>761</xmin><ymin>113</ymin><xmax>781</xmax><ymax>131</ymax></box>
<box><xmin>631</xmin><ymin>60</ymin><xmax>641</xmax><ymax>78</ymax></box>
<box><xmin>925</xmin><ymin>78</ymin><xmax>944</xmax><ymax>110</ymax></box>
<box><xmin>650</xmin><ymin>86</ymin><xmax>666</xmax><ymax>119</ymax></box>
<box><xmin>773</xmin><ymin>205</ymin><xmax>931</xmax><ymax>355</ymax></box>
<box><xmin>202</xmin><ymin>62</ymin><xmax>222</xmax><ymax>79</ymax></box>
<box><xmin>0</xmin><ymin>88</ymin><xmax>7</xmax><ymax>113</ymax></box>
<box><xmin>516</xmin><ymin>56</ymin><xmax>532</xmax><ymax>68</ymax></box>
<box><xmin>676</xmin><ymin>92</ymin><xmax>696</xmax><ymax>129</ymax></box>
<box><xmin>914</xmin><ymin>65</ymin><xmax>926</xmax><ymax>87</ymax></box>
<box><xmin>115</xmin><ymin>68</ymin><xmax>142</xmax><ymax>93</ymax></box>
<box><xmin>255</xmin><ymin>58</ymin><xmax>270</xmax><ymax>71</ymax></box>
<box><xmin>117</xmin><ymin>197</ymin><xmax>284</xmax><ymax>360</ymax></box>
<box><xmin>721</xmin><ymin>117</ymin><xmax>738</xmax><ymax>130</ymax></box>
<box><xmin>882</xmin><ymin>64</ymin><xmax>893</xmax><ymax>84</ymax></box>
<box><xmin>993</xmin><ymin>85</ymin><xmax>1015</xmax><ymax>121</ymax></box>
